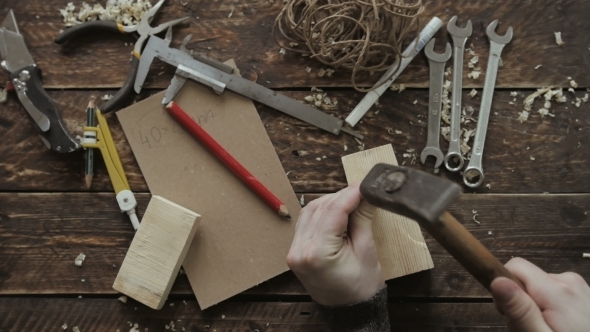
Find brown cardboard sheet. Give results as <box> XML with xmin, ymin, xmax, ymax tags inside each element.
<box><xmin>117</xmin><ymin>60</ymin><xmax>300</xmax><ymax>309</ymax></box>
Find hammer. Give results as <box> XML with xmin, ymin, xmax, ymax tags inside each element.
<box><xmin>360</xmin><ymin>163</ymin><xmax>524</xmax><ymax>291</ymax></box>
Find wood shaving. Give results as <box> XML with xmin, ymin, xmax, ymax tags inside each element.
<box><xmin>344</xmin><ymin>144</ymin><xmax>348</xmax><ymax>151</ymax></box>
<box><xmin>509</xmin><ymin>101</ymin><xmax>515</xmax><ymax>105</ymax></box>
<box><xmin>74</xmin><ymin>253</ymin><xmax>86</xmax><ymax>267</ymax></box>
<box><xmin>304</xmin><ymin>95</ymin><xmax>314</xmax><ymax>102</ymax></box>
<box><xmin>325</xmin><ymin>68</ymin><xmax>335</xmax><ymax>77</ymax></box>
<box><xmin>289</xmin><ymin>42</ymin><xmax>299</xmax><ymax>47</ymax></box>
<box><xmin>573</xmin><ymin>98</ymin><xmax>582</xmax><ymax>108</ymax></box>
<box><xmin>295</xmin><ymin>150</ymin><xmax>309</xmax><ymax>156</ymax></box>
<box><xmin>118</xmin><ymin>295</ymin><xmax>128</xmax><ymax>303</ymax></box>
<box><xmin>530</xmin><ymin>156</ymin><xmax>535</xmax><ymax>161</ymax></box>
<box><xmin>102</xmin><ymin>94</ymin><xmax>113</xmax><ymax>101</ymax></box>
<box><xmin>570</xmin><ymin>80</ymin><xmax>578</xmax><ymax>88</ymax></box>
<box><xmin>469</xmin><ymin>89</ymin><xmax>477</xmax><ymax>98</ymax></box>
<box><xmin>0</xmin><ymin>88</ymin><xmax>7</xmax><ymax>103</ymax></box>
<box><xmin>554</xmin><ymin>31</ymin><xmax>565</xmax><ymax>46</ymax></box>
<box><xmin>316</xmin><ymin>157</ymin><xmax>321</xmax><ymax>161</ymax></box>
<box><xmin>183</xmin><ymin>300</ymin><xmax>187</xmax><ymax>305</ymax></box>
<box><xmin>582</xmin><ymin>94</ymin><xmax>589</xmax><ymax>103</ymax></box>
<box><xmin>355</xmin><ymin>137</ymin><xmax>365</xmax><ymax>151</ymax></box>
<box><xmin>517</xmin><ymin>110</ymin><xmax>530</xmax><ymax>123</ymax></box>
<box><xmin>305</xmin><ymin>67</ymin><xmax>311</xmax><ymax>73</ymax></box>
<box><xmin>73</xmin><ymin>327</ymin><xmax>81</xmax><ymax>332</ymax></box>
<box><xmin>544</xmin><ymin>100</ymin><xmax>552</xmax><ymax>109</ymax></box>
<box><xmin>59</xmin><ymin>0</ymin><xmax>153</xmax><ymax>27</ymax></box>
<box><xmin>130</xmin><ymin>323</ymin><xmax>140</xmax><ymax>332</ymax></box>
<box><xmin>472</xmin><ymin>214</ymin><xmax>480</xmax><ymax>224</ymax></box>
<box><xmin>299</xmin><ymin>195</ymin><xmax>305</xmax><ymax>206</ymax></box>
<box><xmin>510</xmin><ymin>91</ymin><xmax>518</xmax><ymax>98</ymax></box>
<box><xmin>62</xmin><ymin>324</ymin><xmax>68</xmax><ymax>330</ymax></box>
<box><xmin>534</xmin><ymin>65</ymin><xmax>542</xmax><ymax>70</ymax></box>
<box><xmin>488</xmin><ymin>231</ymin><xmax>493</xmax><ymax>235</ymax></box>
<box><xmin>395</xmin><ymin>130</ymin><xmax>402</xmax><ymax>135</ymax></box>
<box><xmin>466</xmin><ymin>106</ymin><xmax>475</xmax><ymax>116</ymax></box>
<box><xmin>390</xmin><ymin>84</ymin><xmax>406</xmax><ymax>93</ymax></box>
<box><xmin>441</xmin><ymin>126</ymin><xmax>450</xmax><ymax>141</ymax></box>
<box><xmin>583</xmin><ymin>253</ymin><xmax>590</xmax><ymax>259</ymax></box>
<box><xmin>279</xmin><ymin>48</ymin><xmax>286</xmax><ymax>54</ymax></box>
<box><xmin>228</xmin><ymin>8</ymin><xmax>234</xmax><ymax>18</ymax></box>
<box><xmin>445</xmin><ymin>66</ymin><xmax>452</xmax><ymax>77</ymax></box>
<box><xmin>468</xmin><ymin>56</ymin><xmax>479</xmax><ymax>68</ymax></box>
<box><xmin>538</xmin><ymin>108</ymin><xmax>554</xmax><ymax>118</ymax></box>
<box><xmin>317</xmin><ymin>68</ymin><xmax>326</xmax><ymax>77</ymax></box>
<box><xmin>413</xmin><ymin>99</ymin><xmax>418</xmax><ymax>105</ymax></box>
<box><xmin>486</xmin><ymin>184</ymin><xmax>491</xmax><ymax>189</ymax></box>
<box><xmin>467</xmin><ymin>69</ymin><xmax>481</xmax><ymax>79</ymax></box>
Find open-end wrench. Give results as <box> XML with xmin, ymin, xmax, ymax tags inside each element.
<box><xmin>421</xmin><ymin>39</ymin><xmax>452</xmax><ymax>168</ymax></box>
<box><xmin>463</xmin><ymin>20</ymin><xmax>513</xmax><ymax>188</ymax></box>
<box><xmin>444</xmin><ymin>16</ymin><xmax>473</xmax><ymax>172</ymax></box>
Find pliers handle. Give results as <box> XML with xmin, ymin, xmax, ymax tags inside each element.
<box><xmin>54</xmin><ymin>21</ymin><xmax>139</xmax><ymax>113</ymax></box>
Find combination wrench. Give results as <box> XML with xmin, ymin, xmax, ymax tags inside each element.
<box><xmin>444</xmin><ymin>16</ymin><xmax>472</xmax><ymax>172</ymax></box>
<box><xmin>421</xmin><ymin>39</ymin><xmax>452</xmax><ymax>168</ymax></box>
<box><xmin>463</xmin><ymin>20</ymin><xmax>513</xmax><ymax>188</ymax></box>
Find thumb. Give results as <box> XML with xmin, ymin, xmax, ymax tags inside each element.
<box><xmin>490</xmin><ymin>277</ymin><xmax>552</xmax><ymax>332</ymax></box>
<box><xmin>348</xmin><ymin>200</ymin><xmax>377</xmax><ymax>242</ymax></box>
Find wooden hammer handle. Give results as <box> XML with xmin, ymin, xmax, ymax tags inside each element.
<box><xmin>422</xmin><ymin>211</ymin><xmax>525</xmax><ymax>291</ymax></box>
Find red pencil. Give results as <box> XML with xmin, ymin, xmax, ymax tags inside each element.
<box><xmin>165</xmin><ymin>101</ymin><xmax>290</xmax><ymax>218</ymax></box>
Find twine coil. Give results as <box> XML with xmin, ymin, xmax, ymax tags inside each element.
<box><xmin>274</xmin><ymin>0</ymin><xmax>424</xmax><ymax>92</ymax></box>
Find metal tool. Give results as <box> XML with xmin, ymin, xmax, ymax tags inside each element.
<box><xmin>345</xmin><ymin>17</ymin><xmax>443</xmax><ymax>127</ymax></box>
<box><xmin>421</xmin><ymin>39</ymin><xmax>451</xmax><ymax>168</ymax></box>
<box><xmin>444</xmin><ymin>16</ymin><xmax>473</xmax><ymax>172</ymax></box>
<box><xmin>54</xmin><ymin>0</ymin><xmax>191</xmax><ymax>113</ymax></box>
<box><xmin>134</xmin><ymin>35</ymin><xmax>363</xmax><ymax>139</ymax></box>
<box><xmin>360</xmin><ymin>163</ymin><xmax>524</xmax><ymax>291</ymax></box>
<box><xmin>82</xmin><ymin>109</ymin><xmax>140</xmax><ymax>230</ymax></box>
<box><xmin>463</xmin><ymin>20</ymin><xmax>513</xmax><ymax>188</ymax></box>
<box><xmin>0</xmin><ymin>10</ymin><xmax>80</xmax><ymax>153</ymax></box>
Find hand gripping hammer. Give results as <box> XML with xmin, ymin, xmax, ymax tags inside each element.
<box><xmin>360</xmin><ymin>163</ymin><xmax>524</xmax><ymax>291</ymax></box>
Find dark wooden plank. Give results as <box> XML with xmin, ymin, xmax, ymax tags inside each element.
<box><xmin>1</xmin><ymin>193</ymin><xmax>588</xmax><ymax>298</ymax></box>
<box><xmin>1</xmin><ymin>89</ymin><xmax>589</xmax><ymax>193</ymax></box>
<box><xmin>0</xmin><ymin>0</ymin><xmax>589</xmax><ymax>89</ymax></box>
<box><xmin>0</xmin><ymin>297</ymin><xmax>506</xmax><ymax>331</ymax></box>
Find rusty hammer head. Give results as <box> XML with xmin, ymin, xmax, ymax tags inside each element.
<box><xmin>360</xmin><ymin>164</ymin><xmax>462</xmax><ymax>224</ymax></box>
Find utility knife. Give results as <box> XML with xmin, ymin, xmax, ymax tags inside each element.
<box><xmin>0</xmin><ymin>10</ymin><xmax>80</xmax><ymax>153</ymax></box>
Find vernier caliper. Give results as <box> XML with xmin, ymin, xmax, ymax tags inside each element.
<box><xmin>133</xmin><ymin>35</ymin><xmax>363</xmax><ymax>139</ymax></box>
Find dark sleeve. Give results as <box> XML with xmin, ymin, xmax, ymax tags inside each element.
<box><xmin>316</xmin><ymin>287</ymin><xmax>390</xmax><ymax>332</ymax></box>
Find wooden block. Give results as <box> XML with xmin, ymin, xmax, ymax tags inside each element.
<box><xmin>113</xmin><ymin>196</ymin><xmax>200</xmax><ymax>310</ymax></box>
<box><xmin>342</xmin><ymin>144</ymin><xmax>434</xmax><ymax>280</ymax></box>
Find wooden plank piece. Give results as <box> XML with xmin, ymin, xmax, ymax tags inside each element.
<box><xmin>2</xmin><ymin>0</ymin><xmax>590</xmax><ymax>89</ymax></box>
<box><xmin>342</xmin><ymin>145</ymin><xmax>434</xmax><ymax>279</ymax></box>
<box><xmin>113</xmin><ymin>196</ymin><xmax>200</xmax><ymax>309</ymax></box>
<box><xmin>1</xmin><ymin>89</ymin><xmax>589</xmax><ymax>194</ymax></box>
<box><xmin>0</xmin><ymin>298</ymin><xmax>507</xmax><ymax>331</ymax></box>
<box><xmin>0</xmin><ymin>193</ymin><xmax>588</xmax><ymax>297</ymax></box>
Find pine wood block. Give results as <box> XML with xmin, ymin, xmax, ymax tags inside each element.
<box><xmin>113</xmin><ymin>196</ymin><xmax>201</xmax><ymax>309</ymax></box>
<box><xmin>342</xmin><ymin>144</ymin><xmax>434</xmax><ymax>280</ymax></box>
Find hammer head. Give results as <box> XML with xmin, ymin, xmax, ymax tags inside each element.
<box><xmin>360</xmin><ymin>164</ymin><xmax>462</xmax><ymax>224</ymax></box>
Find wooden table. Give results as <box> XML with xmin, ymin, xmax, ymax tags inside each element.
<box><xmin>1</xmin><ymin>1</ymin><xmax>589</xmax><ymax>330</ymax></box>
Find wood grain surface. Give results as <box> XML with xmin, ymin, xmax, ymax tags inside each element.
<box><xmin>2</xmin><ymin>1</ymin><xmax>590</xmax><ymax>329</ymax></box>
<box><xmin>1</xmin><ymin>192</ymin><xmax>588</xmax><ymax>297</ymax></box>
<box><xmin>1</xmin><ymin>89</ymin><xmax>589</xmax><ymax>194</ymax></box>
<box><xmin>0</xmin><ymin>298</ymin><xmax>506</xmax><ymax>331</ymax></box>
<box><xmin>0</xmin><ymin>0</ymin><xmax>589</xmax><ymax>89</ymax></box>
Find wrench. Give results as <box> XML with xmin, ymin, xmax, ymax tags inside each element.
<box><xmin>421</xmin><ymin>39</ymin><xmax>452</xmax><ymax>168</ymax></box>
<box><xmin>463</xmin><ymin>20</ymin><xmax>513</xmax><ymax>188</ymax></box>
<box><xmin>444</xmin><ymin>16</ymin><xmax>473</xmax><ymax>172</ymax></box>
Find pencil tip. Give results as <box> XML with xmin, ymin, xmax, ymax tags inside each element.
<box><xmin>278</xmin><ymin>205</ymin><xmax>291</xmax><ymax>218</ymax></box>
<box><xmin>85</xmin><ymin>175</ymin><xmax>93</xmax><ymax>188</ymax></box>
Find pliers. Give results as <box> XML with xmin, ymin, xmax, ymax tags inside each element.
<box><xmin>54</xmin><ymin>0</ymin><xmax>188</xmax><ymax>113</ymax></box>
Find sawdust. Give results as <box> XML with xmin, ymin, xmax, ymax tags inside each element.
<box><xmin>469</xmin><ymin>89</ymin><xmax>477</xmax><ymax>98</ymax></box>
<box><xmin>59</xmin><ymin>0</ymin><xmax>153</xmax><ymax>27</ymax></box>
<box><xmin>554</xmin><ymin>31</ymin><xmax>565</xmax><ymax>46</ymax></box>
<box><xmin>118</xmin><ymin>295</ymin><xmax>128</xmax><ymax>303</ymax></box>
<box><xmin>74</xmin><ymin>253</ymin><xmax>86</xmax><ymax>267</ymax></box>
<box><xmin>390</xmin><ymin>84</ymin><xmax>406</xmax><ymax>93</ymax></box>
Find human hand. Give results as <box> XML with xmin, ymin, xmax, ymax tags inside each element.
<box><xmin>286</xmin><ymin>184</ymin><xmax>385</xmax><ymax>306</ymax></box>
<box><xmin>491</xmin><ymin>257</ymin><xmax>590</xmax><ymax>332</ymax></box>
